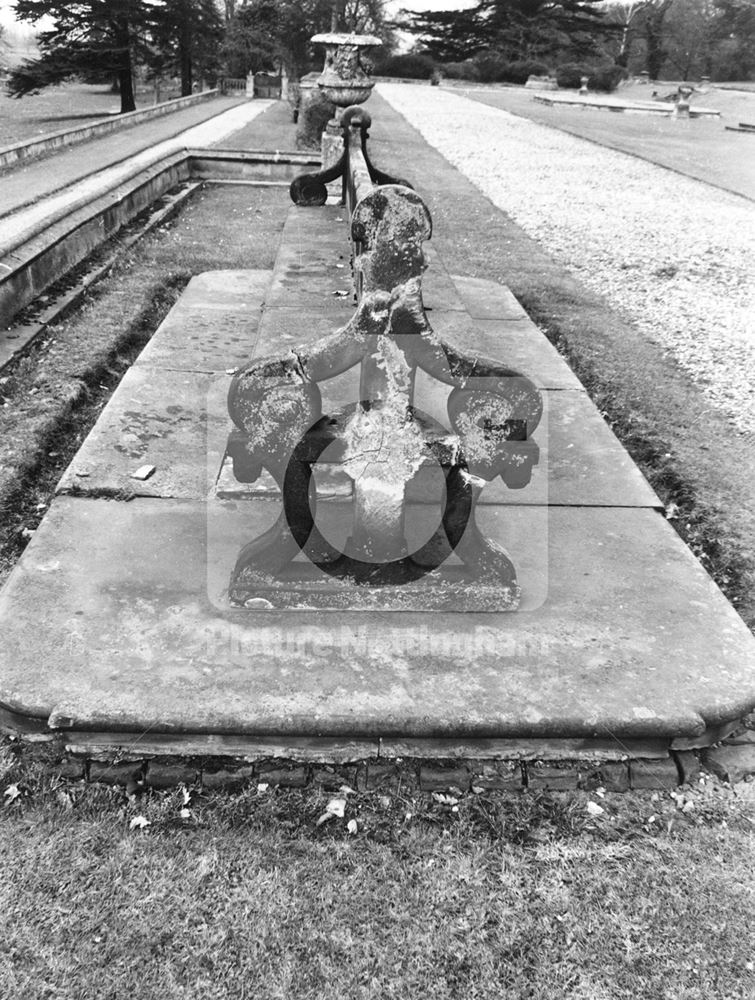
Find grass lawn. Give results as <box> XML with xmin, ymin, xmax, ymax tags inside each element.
<box><xmin>1</xmin><ymin>740</ymin><xmax>754</xmax><ymax>999</ymax></box>
<box><xmin>455</xmin><ymin>83</ymin><xmax>755</xmax><ymax>202</ymax></box>
<box><xmin>0</xmin><ymin>82</ymin><xmax>186</xmax><ymax>148</ymax></box>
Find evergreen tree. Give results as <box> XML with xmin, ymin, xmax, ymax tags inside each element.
<box><xmin>7</xmin><ymin>0</ymin><xmax>145</xmax><ymax>111</ymax></box>
<box><xmin>399</xmin><ymin>0</ymin><xmax>611</xmax><ymax>64</ymax></box>
<box><xmin>150</xmin><ymin>0</ymin><xmax>224</xmax><ymax>95</ymax></box>
<box><xmin>712</xmin><ymin>0</ymin><xmax>755</xmax><ymax>78</ymax></box>
<box><xmin>6</xmin><ymin>0</ymin><xmax>223</xmax><ymax>109</ymax></box>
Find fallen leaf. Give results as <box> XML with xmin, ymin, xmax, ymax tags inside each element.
<box><xmin>586</xmin><ymin>801</ymin><xmax>604</xmax><ymax>817</ymax></box>
<box><xmin>179</xmin><ymin>808</ymin><xmax>192</xmax><ymax>820</ymax></box>
<box><xmin>315</xmin><ymin>796</ymin><xmax>347</xmax><ymax>827</ymax></box>
<box><xmin>129</xmin><ymin>815</ymin><xmax>151</xmax><ymax>830</ymax></box>
<box><xmin>3</xmin><ymin>784</ymin><xmax>21</xmax><ymax>803</ymax></box>
<box><xmin>56</xmin><ymin>790</ymin><xmax>74</xmax><ymax>810</ymax></box>
<box><xmin>347</xmin><ymin>819</ymin><xmax>358</xmax><ymax>835</ymax></box>
<box><xmin>432</xmin><ymin>793</ymin><xmax>459</xmax><ymax>806</ymax></box>
<box><xmin>257</xmin><ymin>782</ymin><xmax>269</xmax><ymax>793</ymax></box>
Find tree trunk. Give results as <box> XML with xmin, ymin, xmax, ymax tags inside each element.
<box><xmin>180</xmin><ymin>17</ymin><xmax>193</xmax><ymax>96</ymax></box>
<box><xmin>118</xmin><ymin>62</ymin><xmax>136</xmax><ymax>112</ymax></box>
<box><xmin>616</xmin><ymin>21</ymin><xmax>632</xmax><ymax>68</ymax></box>
<box><xmin>114</xmin><ymin>18</ymin><xmax>136</xmax><ymax>112</ymax></box>
<box><xmin>644</xmin><ymin>1</ymin><xmax>673</xmax><ymax>80</ymax></box>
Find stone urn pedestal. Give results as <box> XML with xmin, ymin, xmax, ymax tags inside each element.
<box><xmin>311</xmin><ymin>32</ymin><xmax>382</xmax><ymax>170</ymax></box>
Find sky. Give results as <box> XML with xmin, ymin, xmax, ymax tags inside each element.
<box><xmin>0</xmin><ymin>0</ymin><xmax>16</xmax><ymax>28</ymax></box>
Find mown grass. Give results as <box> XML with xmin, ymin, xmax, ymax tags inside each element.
<box><xmin>1</xmin><ymin>740</ymin><xmax>754</xmax><ymax>999</ymax></box>
<box><xmin>0</xmin><ymin>82</ymin><xmax>186</xmax><ymax>148</ymax></box>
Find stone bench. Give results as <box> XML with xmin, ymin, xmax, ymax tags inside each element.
<box><xmin>224</xmin><ymin>108</ymin><xmax>543</xmax><ymax>610</ymax></box>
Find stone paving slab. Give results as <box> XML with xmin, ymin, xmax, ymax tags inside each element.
<box><xmin>451</xmin><ymin>275</ymin><xmax>529</xmax><ymax>320</ymax></box>
<box><xmin>1</xmin><ymin>496</ymin><xmax>753</xmax><ymax>738</ymax></box>
<box><xmin>56</xmin><ymin>367</ymin><xmax>230</xmax><ymax>499</ymax></box>
<box><xmin>134</xmin><ymin>270</ymin><xmax>271</xmax><ymax>373</ymax></box>
<box><xmin>428</xmin><ymin>313</ymin><xmax>583</xmax><ymax>391</ymax></box>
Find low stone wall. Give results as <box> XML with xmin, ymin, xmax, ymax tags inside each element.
<box><xmin>54</xmin><ymin>735</ymin><xmax>755</xmax><ymax>793</ymax></box>
<box><xmin>0</xmin><ymin>90</ymin><xmax>222</xmax><ymax>171</ymax></box>
<box><xmin>0</xmin><ymin>149</ymin><xmax>319</xmax><ymax>332</ymax></box>
<box><xmin>0</xmin><ymin>151</ymin><xmax>190</xmax><ymax>329</ymax></box>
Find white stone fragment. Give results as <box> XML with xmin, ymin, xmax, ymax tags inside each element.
<box><xmin>130</xmin><ymin>464</ymin><xmax>156</xmax><ymax>481</ymax></box>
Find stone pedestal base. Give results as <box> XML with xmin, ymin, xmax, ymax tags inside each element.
<box><xmin>321</xmin><ymin>123</ymin><xmax>344</xmax><ymax>170</ymax></box>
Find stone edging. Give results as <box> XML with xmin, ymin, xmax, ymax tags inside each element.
<box><xmin>55</xmin><ymin>748</ymin><xmax>745</xmax><ymax>794</ymax></box>
<box><xmin>0</xmin><ymin>90</ymin><xmax>222</xmax><ymax>171</ymax></box>
<box><xmin>47</xmin><ymin>725</ymin><xmax>755</xmax><ymax>793</ymax></box>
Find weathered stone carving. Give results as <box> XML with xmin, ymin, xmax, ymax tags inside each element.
<box><xmin>290</xmin><ymin>107</ymin><xmax>410</xmax><ymax>208</ymax></box>
<box><xmin>225</xmin><ymin>111</ymin><xmax>542</xmax><ymax>610</ymax></box>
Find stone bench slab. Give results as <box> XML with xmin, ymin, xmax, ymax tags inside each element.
<box><xmin>57</xmin><ymin>352</ymin><xmax>658</xmax><ymax>507</ymax></box>
<box><xmin>134</xmin><ymin>269</ymin><xmax>271</xmax><ymax>373</ymax></box>
<box><xmin>56</xmin><ymin>366</ymin><xmax>229</xmax><ymax>500</ymax></box>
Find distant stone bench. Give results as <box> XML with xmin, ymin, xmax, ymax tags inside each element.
<box><xmin>532</xmin><ymin>92</ymin><xmax>721</xmax><ymax>117</ymax></box>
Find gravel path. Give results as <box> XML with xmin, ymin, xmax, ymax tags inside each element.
<box><xmin>377</xmin><ymin>84</ymin><xmax>755</xmax><ymax>437</ymax></box>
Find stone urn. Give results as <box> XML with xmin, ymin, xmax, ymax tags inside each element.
<box><xmin>311</xmin><ymin>32</ymin><xmax>382</xmax><ymax>167</ymax></box>
<box><xmin>312</xmin><ymin>32</ymin><xmax>382</xmax><ymax>107</ymax></box>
